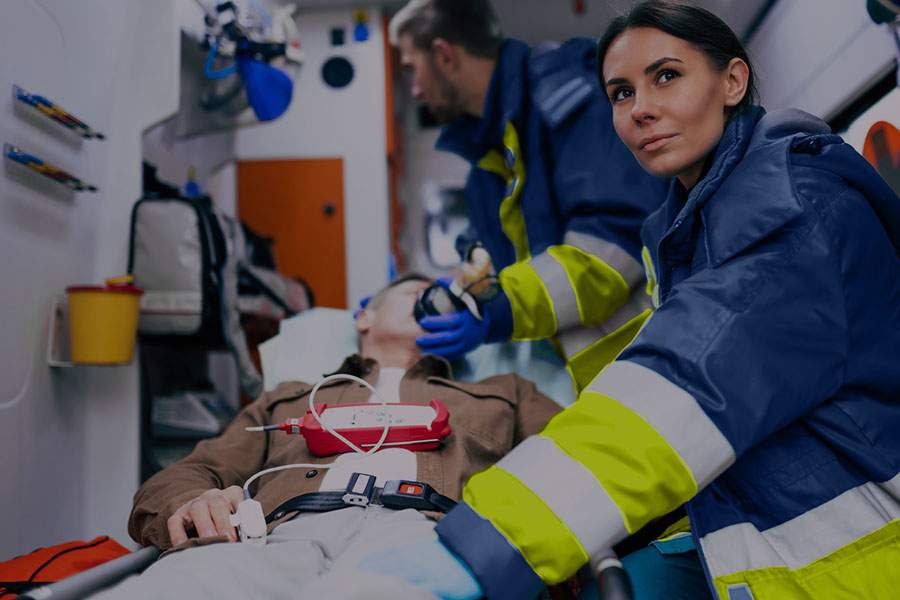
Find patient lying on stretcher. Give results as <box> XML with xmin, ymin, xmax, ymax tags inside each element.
<box><xmin>93</xmin><ymin>274</ymin><xmax>561</xmax><ymax>599</ymax></box>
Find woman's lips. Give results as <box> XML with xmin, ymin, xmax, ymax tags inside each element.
<box><xmin>640</xmin><ymin>134</ymin><xmax>678</xmax><ymax>153</ymax></box>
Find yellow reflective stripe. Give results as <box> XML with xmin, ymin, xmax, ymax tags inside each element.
<box><xmin>548</xmin><ymin>245</ymin><xmax>631</xmax><ymax>327</ymax></box>
<box><xmin>477</xmin><ymin>149</ymin><xmax>508</xmax><ymax>178</ymax></box>
<box><xmin>565</xmin><ymin>309</ymin><xmax>651</xmax><ymax>394</ymax></box>
<box><xmin>464</xmin><ymin>465</ymin><xmax>589</xmax><ymax>584</ymax></box>
<box><xmin>641</xmin><ymin>246</ymin><xmax>659</xmax><ymax>308</ymax></box>
<box><xmin>712</xmin><ymin>520</ymin><xmax>900</xmax><ymax>600</ymax></box>
<box><xmin>499</xmin><ymin>122</ymin><xmax>529</xmax><ymax>261</ymax></box>
<box><xmin>499</xmin><ymin>261</ymin><xmax>558</xmax><ymax>340</ymax></box>
<box><xmin>542</xmin><ymin>390</ymin><xmax>697</xmax><ymax>534</ymax></box>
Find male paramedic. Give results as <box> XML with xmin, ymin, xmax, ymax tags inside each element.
<box><xmin>391</xmin><ymin>0</ymin><xmax>667</xmax><ymax>391</ymax></box>
<box><xmin>93</xmin><ymin>275</ymin><xmax>562</xmax><ymax>599</ymax></box>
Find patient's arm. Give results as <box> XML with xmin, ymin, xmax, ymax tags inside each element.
<box><xmin>128</xmin><ymin>389</ymin><xmax>283</xmax><ymax>549</ymax></box>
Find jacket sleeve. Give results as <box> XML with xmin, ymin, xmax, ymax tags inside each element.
<box><xmin>495</xmin><ymin>41</ymin><xmax>666</xmax><ymax>343</ymax></box>
<box><xmin>128</xmin><ymin>391</ymin><xmax>279</xmax><ymax>548</ymax></box>
<box><xmin>437</xmin><ymin>215</ymin><xmax>849</xmax><ymax>598</ymax></box>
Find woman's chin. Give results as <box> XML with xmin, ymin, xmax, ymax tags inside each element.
<box><xmin>638</xmin><ymin>155</ymin><xmax>687</xmax><ymax>180</ymax></box>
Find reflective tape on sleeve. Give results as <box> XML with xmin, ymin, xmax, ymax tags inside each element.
<box><xmin>564</xmin><ymin>231</ymin><xmax>644</xmax><ymax>288</ymax></box>
<box><xmin>587</xmin><ymin>360</ymin><xmax>736</xmax><ymax>488</ymax></box>
<box><xmin>541</xmin><ymin>389</ymin><xmax>700</xmax><ymax>534</ymax></box>
<box><xmin>463</xmin><ymin>465</ymin><xmax>590</xmax><ymax>584</ymax></box>
<box><xmin>496</xmin><ymin>435</ymin><xmax>628</xmax><ymax>559</ymax></box>
<box><xmin>499</xmin><ymin>261</ymin><xmax>558</xmax><ymax>340</ymax></box>
<box><xmin>530</xmin><ymin>251</ymin><xmax>580</xmax><ymax>329</ymax></box>
<box><xmin>548</xmin><ymin>245</ymin><xmax>630</xmax><ymax>327</ymax></box>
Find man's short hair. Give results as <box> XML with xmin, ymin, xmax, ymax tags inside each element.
<box><xmin>389</xmin><ymin>0</ymin><xmax>503</xmax><ymax>58</ymax></box>
<box><xmin>367</xmin><ymin>273</ymin><xmax>432</xmax><ymax>311</ymax></box>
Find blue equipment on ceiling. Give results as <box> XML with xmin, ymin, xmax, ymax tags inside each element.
<box><xmin>199</xmin><ymin>1</ymin><xmax>301</xmax><ymax>122</ymax></box>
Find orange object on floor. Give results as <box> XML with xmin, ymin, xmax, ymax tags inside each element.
<box><xmin>0</xmin><ymin>536</ymin><xmax>130</xmax><ymax>598</ymax></box>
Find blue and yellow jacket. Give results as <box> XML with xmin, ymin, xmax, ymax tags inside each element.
<box><xmin>436</xmin><ymin>107</ymin><xmax>900</xmax><ymax>600</ymax></box>
<box><xmin>437</xmin><ymin>39</ymin><xmax>667</xmax><ymax>391</ymax></box>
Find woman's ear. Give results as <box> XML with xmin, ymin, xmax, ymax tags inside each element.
<box><xmin>723</xmin><ymin>57</ymin><xmax>750</xmax><ymax>109</ymax></box>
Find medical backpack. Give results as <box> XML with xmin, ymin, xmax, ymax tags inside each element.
<box><xmin>128</xmin><ymin>192</ymin><xmax>264</xmax><ymax>397</ymax></box>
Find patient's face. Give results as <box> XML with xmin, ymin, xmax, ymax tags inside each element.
<box><xmin>360</xmin><ymin>279</ymin><xmax>431</xmax><ymax>344</ymax></box>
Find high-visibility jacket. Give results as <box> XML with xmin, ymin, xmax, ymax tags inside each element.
<box><xmin>435</xmin><ymin>107</ymin><xmax>900</xmax><ymax>600</ymax></box>
<box><xmin>436</xmin><ymin>38</ymin><xmax>667</xmax><ymax>391</ymax></box>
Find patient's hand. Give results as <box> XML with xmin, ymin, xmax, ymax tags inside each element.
<box><xmin>167</xmin><ymin>486</ymin><xmax>244</xmax><ymax>546</ymax></box>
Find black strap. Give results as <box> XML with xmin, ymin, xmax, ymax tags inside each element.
<box><xmin>265</xmin><ymin>486</ymin><xmax>457</xmax><ymax>524</ymax></box>
<box><xmin>266</xmin><ymin>492</ymin><xmax>346</xmax><ymax>523</ymax></box>
<box><xmin>426</xmin><ymin>491</ymin><xmax>457</xmax><ymax>513</ymax></box>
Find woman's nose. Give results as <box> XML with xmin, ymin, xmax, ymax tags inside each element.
<box><xmin>630</xmin><ymin>94</ymin><xmax>657</xmax><ymax>125</ymax></box>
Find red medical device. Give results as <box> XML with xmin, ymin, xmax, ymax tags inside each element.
<box><xmin>262</xmin><ymin>399</ymin><xmax>452</xmax><ymax>457</ymax></box>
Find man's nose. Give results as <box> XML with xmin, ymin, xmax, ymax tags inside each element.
<box><xmin>412</xmin><ymin>81</ymin><xmax>425</xmax><ymax>101</ymax></box>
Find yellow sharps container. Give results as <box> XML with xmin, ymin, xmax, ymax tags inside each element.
<box><xmin>66</xmin><ymin>275</ymin><xmax>143</xmax><ymax>365</ymax></box>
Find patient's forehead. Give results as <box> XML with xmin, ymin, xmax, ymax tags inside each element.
<box><xmin>370</xmin><ymin>278</ymin><xmax>431</xmax><ymax>309</ymax></box>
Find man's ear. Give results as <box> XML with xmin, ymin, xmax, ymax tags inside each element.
<box><xmin>431</xmin><ymin>37</ymin><xmax>460</xmax><ymax>75</ymax></box>
<box><xmin>355</xmin><ymin>308</ymin><xmax>373</xmax><ymax>335</ymax></box>
<box><xmin>723</xmin><ymin>57</ymin><xmax>750</xmax><ymax>109</ymax></box>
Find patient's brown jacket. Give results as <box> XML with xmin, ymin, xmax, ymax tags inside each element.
<box><xmin>130</xmin><ymin>355</ymin><xmax>562</xmax><ymax>549</ymax></box>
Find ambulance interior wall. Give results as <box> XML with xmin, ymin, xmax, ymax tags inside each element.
<box><xmin>748</xmin><ymin>0</ymin><xmax>896</xmax><ymax>121</ymax></box>
<box><xmin>143</xmin><ymin>4</ymin><xmax>392</xmax><ymax>309</ymax></box>
<box><xmin>0</xmin><ymin>0</ymin><xmax>179</xmax><ymax>558</ymax></box>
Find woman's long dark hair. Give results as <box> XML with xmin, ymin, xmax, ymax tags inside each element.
<box><xmin>598</xmin><ymin>0</ymin><xmax>758</xmax><ymax>114</ymax></box>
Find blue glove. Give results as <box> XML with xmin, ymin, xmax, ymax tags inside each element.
<box><xmin>357</xmin><ymin>538</ymin><xmax>483</xmax><ymax>600</ymax></box>
<box><xmin>416</xmin><ymin>308</ymin><xmax>489</xmax><ymax>359</ymax></box>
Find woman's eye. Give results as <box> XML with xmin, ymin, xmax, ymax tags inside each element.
<box><xmin>657</xmin><ymin>69</ymin><xmax>680</xmax><ymax>84</ymax></box>
<box><xmin>611</xmin><ymin>87</ymin><xmax>633</xmax><ymax>103</ymax></box>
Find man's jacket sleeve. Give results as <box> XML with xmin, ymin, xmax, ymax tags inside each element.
<box><xmin>437</xmin><ymin>223</ymin><xmax>848</xmax><ymax>598</ymax></box>
<box><xmin>496</xmin><ymin>40</ymin><xmax>665</xmax><ymax>342</ymax></box>
<box><xmin>128</xmin><ymin>389</ymin><xmax>279</xmax><ymax>548</ymax></box>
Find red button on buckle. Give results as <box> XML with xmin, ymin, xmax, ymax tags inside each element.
<box><xmin>399</xmin><ymin>483</ymin><xmax>423</xmax><ymax>496</ymax></box>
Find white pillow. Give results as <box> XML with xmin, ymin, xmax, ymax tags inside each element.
<box><xmin>260</xmin><ymin>308</ymin><xmax>358</xmax><ymax>389</ymax></box>
<box><xmin>260</xmin><ymin>307</ymin><xmax>576</xmax><ymax>407</ymax></box>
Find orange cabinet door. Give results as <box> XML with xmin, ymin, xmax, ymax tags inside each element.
<box><xmin>238</xmin><ymin>158</ymin><xmax>347</xmax><ymax>308</ymax></box>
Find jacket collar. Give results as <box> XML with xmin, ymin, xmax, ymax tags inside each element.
<box><xmin>661</xmin><ymin>107</ymin><xmax>829</xmax><ymax>267</ymax></box>
<box><xmin>436</xmin><ymin>39</ymin><xmax>530</xmax><ymax>163</ymax></box>
<box><xmin>327</xmin><ymin>354</ymin><xmax>453</xmax><ymax>381</ymax></box>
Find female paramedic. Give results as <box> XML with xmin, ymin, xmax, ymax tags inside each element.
<box><xmin>358</xmin><ymin>2</ymin><xmax>900</xmax><ymax>599</ymax></box>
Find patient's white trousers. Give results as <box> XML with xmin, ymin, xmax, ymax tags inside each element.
<box><xmin>91</xmin><ymin>506</ymin><xmax>439</xmax><ymax>600</ymax></box>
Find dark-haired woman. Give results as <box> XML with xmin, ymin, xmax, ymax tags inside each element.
<box><xmin>365</xmin><ymin>3</ymin><xmax>900</xmax><ymax>600</ymax></box>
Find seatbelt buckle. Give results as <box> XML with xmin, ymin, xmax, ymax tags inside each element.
<box><xmin>342</xmin><ymin>472</ymin><xmax>377</xmax><ymax>507</ymax></box>
<box><xmin>380</xmin><ymin>480</ymin><xmax>440</xmax><ymax>511</ymax></box>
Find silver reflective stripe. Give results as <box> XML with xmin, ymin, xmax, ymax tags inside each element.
<box><xmin>701</xmin><ymin>472</ymin><xmax>900</xmax><ymax>578</ymax></box>
<box><xmin>558</xmin><ymin>325</ymin><xmax>607</xmax><ymax>359</ymax></box>
<box><xmin>550</xmin><ymin>81</ymin><xmax>592</xmax><ymax>126</ymax></box>
<box><xmin>556</xmin><ymin>293</ymin><xmax>650</xmax><ymax>359</ymax></box>
<box><xmin>588</xmin><ymin>361</ymin><xmax>735</xmax><ymax>488</ymax></box>
<box><xmin>531</xmin><ymin>251</ymin><xmax>580</xmax><ymax>330</ymax></box>
<box><xmin>541</xmin><ymin>76</ymin><xmax>588</xmax><ymax>118</ymax></box>
<box><xmin>603</xmin><ymin>290</ymin><xmax>651</xmax><ymax>333</ymax></box>
<box><xmin>497</xmin><ymin>435</ymin><xmax>628</xmax><ymax>558</ymax></box>
<box><xmin>564</xmin><ymin>231</ymin><xmax>644</xmax><ymax>288</ymax></box>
